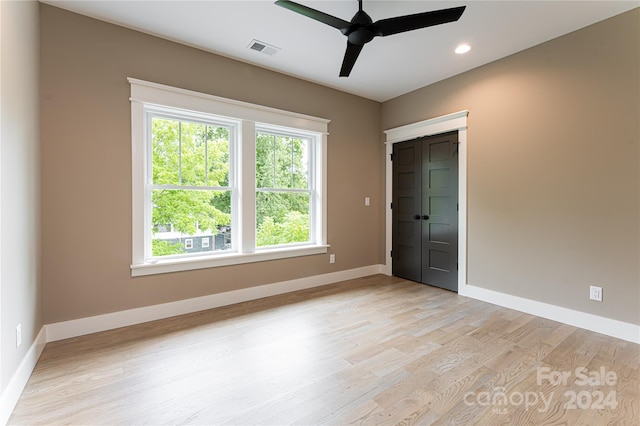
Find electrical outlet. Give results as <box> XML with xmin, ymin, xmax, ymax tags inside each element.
<box><xmin>590</xmin><ymin>286</ymin><xmax>603</xmax><ymax>302</ymax></box>
<box><xmin>365</xmin><ymin>197</ymin><xmax>370</xmax><ymax>206</ymax></box>
<box><xmin>16</xmin><ymin>324</ymin><xmax>22</xmax><ymax>348</ymax></box>
<box><xmin>329</xmin><ymin>254</ymin><xmax>336</xmax><ymax>264</ymax></box>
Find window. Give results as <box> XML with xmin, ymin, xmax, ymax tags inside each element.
<box><xmin>150</xmin><ymin>113</ymin><xmax>233</xmax><ymax>257</ymax></box>
<box><xmin>129</xmin><ymin>78</ymin><xmax>329</xmax><ymax>276</ymax></box>
<box><xmin>256</xmin><ymin>130</ymin><xmax>312</xmax><ymax>247</ymax></box>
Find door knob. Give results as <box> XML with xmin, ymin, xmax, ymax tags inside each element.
<box><xmin>413</xmin><ymin>215</ymin><xmax>421</xmax><ymax>220</ymax></box>
<box><xmin>422</xmin><ymin>215</ymin><xmax>429</xmax><ymax>220</ymax></box>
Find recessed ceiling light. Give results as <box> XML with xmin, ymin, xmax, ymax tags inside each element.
<box><xmin>455</xmin><ymin>44</ymin><xmax>471</xmax><ymax>54</ymax></box>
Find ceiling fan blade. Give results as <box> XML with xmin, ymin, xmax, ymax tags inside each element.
<box><xmin>340</xmin><ymin>41</ymin><xmax>364</xmax><ymax>77</ymax></box>
<box><xmin>275</xmin><ymin>0</ymin><xmax>350</xmax><ymax>31</ymax></box>
<box><xmin>372</xmin><ymin>6</ymin><xmax>466</xmax><ymax>37</ymax></box>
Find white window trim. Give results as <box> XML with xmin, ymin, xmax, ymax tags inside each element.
<box><xmin>129</xmin><ymin>78</ymin><xmax>329</xmax><ymax>277</ymax></box>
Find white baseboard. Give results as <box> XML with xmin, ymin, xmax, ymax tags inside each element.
<box><xmin>0</xmin><ymin>327</ymin><xmax>47</xmax><ymax>426</ymax></box>
<box><xmin>46</xmin><ymin>264</ymin><xmax>385</xmax><ymax>342</ymax></box>
<box><xmin>459</xmin><ymin>283</ymin><xmax>640</xmax><ymax>344</ymax></box>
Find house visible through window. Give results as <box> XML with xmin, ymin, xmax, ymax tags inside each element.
<box><xmin>129</xmin><ymin>78</ymin><xmax>329</xmax><ymax>276</ymax></box>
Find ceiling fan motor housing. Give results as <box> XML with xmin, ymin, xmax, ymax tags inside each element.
<box><xmin>344</xmin><ymin>10</ymin><xmax>375</xmax><ymax>45</ymax></box>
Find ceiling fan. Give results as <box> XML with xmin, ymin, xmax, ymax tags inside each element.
<box><xmin>275</xmin><ymin>0</ymin><xmax>466</xmax><ymax>77</ymax></box>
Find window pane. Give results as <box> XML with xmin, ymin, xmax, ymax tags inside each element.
<box><xmin>180</xmin><ymin>121</ymin><xmax>207</xmax><ymax>186</ymax></box>
<box><xmin>153</xmin><ymin>117</ymin><xmax>230</xmax><ymax>188</ymax></box>
<box><xmin>256</xmin><ymin>133</ymin><xmax>275</xmax><ymax>188</ymax></box>
<box><xmin>256</xmin><ymin>132</ymin><xmax>309</xmax><ymax>190</ymax></box>
<box><xmin>275</xmin><ymin>136</ymin><xmax>292</xmax><ymax>188</ymax></box>
<box><xmin>256</xmin><ymin>191</ymin><xmax>310</xmax><ymax>247</ymax></box>
<box><xmin>151</xmin><ymin>189</ymin><xmax>231</xmax><ymax>257</ymax></box>
<box><xmin>292</xmin><ymin>138</ymin><xmax>309</xmax><ymax>189</ymax></box>
<box><xmin>152</xmin><ymin>118</ymin><xmax>180</xmax><ymax>185</ymax></box>
<box><xmin>207</xmin><ymin>126</ymin><xmax>230</xmax><ymax>187</ymax></box>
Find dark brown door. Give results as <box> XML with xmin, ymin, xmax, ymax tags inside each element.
<box><xmin>421</xmin><ymin>132</ymin><xmax>459</xmax><ymax>291</ymax></box>
<box><xmin>392</xmin><ymin>131</ymin><xmax>459</xmax><ymax>292</ymax></box>
<box><xmin>392</xmin><ymin>140</ymin><xmax>422</xmax><ymax>282</ymax></box>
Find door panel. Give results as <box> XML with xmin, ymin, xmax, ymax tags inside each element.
<box><xmin>428</xmin><ymin>223</ymin><xmax>451</xmax><ymax>244</ymax></box>
<box><xmin>428</xmin><ymin>140</ymin><xmax>451</xmax><ymax>162</ymax></box>
<box><xmin>422</xmin><ymin>132</ymin><xmax>459</xmax><ymax>291</ymax></box>
<box><xmin>428</xmin><ymin>249</ymin><xmax>450</xmax><ymax>272</ymax></box>
<box><xmin>392</xmin><ymin>140</ymin><xmax>421</xmax><ymax>282</ymax></box>
<box><xmin>429</xmin><ymin>169</ymin><xmax>450</xmax><ymax>188</ymax></box>
<box><xmin>392</xmin><ymin>131</ymin><xmax>459</xmax><ymax>292</ymax></box>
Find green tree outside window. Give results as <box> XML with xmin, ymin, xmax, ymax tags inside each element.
<box><xmin>255</xmin><ymin>132</ymin><xmax>311</xmax><ymax>246</ymax></box>
<box><xmin>150</xmin><ymin>119</ymin><xmax>313</xmax><ymax>256</ymax></box>
<box><xmin>151</xmin><ymin>117</ymin><xmax>231</xmax><ymax>256</ymax></box>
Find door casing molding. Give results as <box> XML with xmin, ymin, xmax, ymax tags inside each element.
<box><xmin>383</xmin><ymin>110</ymin><xmax>469</xmax><ymax>294</ymax></box>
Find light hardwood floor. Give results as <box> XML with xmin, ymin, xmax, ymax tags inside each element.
<box><xmin>9</xmin><ymin>275</ymin><xmax>640</xmax><ymax>425</ymax></box>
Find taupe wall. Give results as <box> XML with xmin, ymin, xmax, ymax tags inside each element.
<box><xmin>382</xmin><ymin>9</ymin><xmax>640</xmax><ymax>325</ymax></box>
<box><xmin>40</xmin><ymin>5</ymin><xmax>384</xmax><ymax>323</ymax></box>
<box><xmin>39</xmin><ymin>4</ymin><xmax>639</xmax><ymax>327</ymax></box>
<box><xmin>1</xmin><ymin>0</ymin><xmax>41</xmax><ymax>392</ymax></box>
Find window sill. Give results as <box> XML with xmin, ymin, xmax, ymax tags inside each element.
<box><xmin>131</xmin><ymin>245</ymin><xmax>330</xmax><ymax>277</ymax></box>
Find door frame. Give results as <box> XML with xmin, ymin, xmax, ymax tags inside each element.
<box><xmin>384</xmin><ymin>110</ymin><xmax>468</xmax><ymax>295</ymax></box>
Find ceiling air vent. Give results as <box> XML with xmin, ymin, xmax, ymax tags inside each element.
<box><xmin>247</xmin><ymin>39</ymin><xmax>280</xmax><ymax>56</ymax></box>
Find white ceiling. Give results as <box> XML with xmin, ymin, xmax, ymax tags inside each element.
<box><xmin>42</xmin><ymin>0</ymin><xmax>638</xmax><ymax>102</ymax></box>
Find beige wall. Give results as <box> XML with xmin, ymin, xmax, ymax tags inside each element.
<box><xmin>1</xmin><ymin>0</ymin><xmax>42</xmax><ymax>391</ymax></box>
<box><xmin>382</xmin><ymin>9</ymin><xmax>640</xmax><ymax>325</ymax></box>
<box><xmin>40</xmin><ymin>5</ymin><xmax>384</xmax><ymax>323</ymax></box>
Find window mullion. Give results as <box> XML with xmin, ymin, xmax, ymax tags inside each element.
<box><xmin>150</xmin><ymin>184</ymin><xmax>230</xmax><ymax>191</ymax></box>
<box><xmin>178</xmin><ymin>121</ymin><xmax>182</xmax><ymax>185</ymax></box>
<box><xmin>204</xmin><ymin>125</ymin><xmax>208</xmax><ymax>186</ymax></box>
<box><xmin>256</xmin><ymin>187</ymin><xmax>311</xmax><ymax>194</ymax></box>
<box><xmin>240</xmin><ymin>120</ymin><xmax>256</xmax><ymax>253</ymax></box>
<box><xmin>290</xmin><ymin>138</ymin><xmax>294</xmax><ymax>189</ymax></box>
<box><xmin>272</xmin><ymin>134</ymin><xmax>276</xmax><ymax>188</ymax></box>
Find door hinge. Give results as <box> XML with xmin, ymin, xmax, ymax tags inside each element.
<box><xmin>390</xmin><ymin>153</ymin><xmax>393</xmax><ymax>161</ymax></box>
<box><xmin>457</xmin><ymin>263</ymin><xmax>459</xmax><ymax>270</ymax></box>
<box><xmin>390</xmin><ymin>202</ymin><xmax>393</xmax><ymax>209</ymax></box>
<box><xmin>390</xmin><ymin>250</ymin><xmax>393</xmax><ymax>258</ymax></box>
<box><xmin>457</xmin><ymin>203</ymin><xmax>459</xmax><ymax>211</ymax></box>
